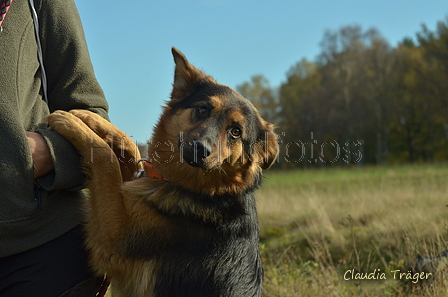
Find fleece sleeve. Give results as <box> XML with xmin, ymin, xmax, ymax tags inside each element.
<box><xmin>34</xmin><ymin>0</ymin><xmax>109</xmax><ymax>191</ymax></box>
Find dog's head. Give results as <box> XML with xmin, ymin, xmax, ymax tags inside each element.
<box><xmin>149</xmin><ymin>48</ymin><xmax>278</xmax><ymax>195</ymax></box>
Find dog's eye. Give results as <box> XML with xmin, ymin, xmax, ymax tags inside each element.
<box><xmin>230</xmin><ymin>127</ymin><xmax>242</xmax><ymax>138</ymax></box>
<box><xmin>196</xmin><ymin>106</ymin><xmax>208</xmax><ymax>117</ymax></box>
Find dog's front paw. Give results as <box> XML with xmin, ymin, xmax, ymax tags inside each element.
<box><xmin>68</xmin><ymin>110</ymin><xmax>142</xmax><ymax>181</ymax></box>
<box><xmin>47</xmin><ymin>110</ymin><xmax>94</xmax><ymax>147</ymax></box>
<box><xmin>68</xmin><ymin>110</ymin><xmax>111</xmax><ymax>137</ymax></box>
<box><xmin>48</xmin><ymin>110</ymin><xmax>78</xmax><ymax>135</ymax></box>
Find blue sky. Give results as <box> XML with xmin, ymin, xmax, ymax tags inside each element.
<box><xmin>75</xmin><ymin>0</ymin><xmax>447</xmax><ymax>143</ymax></box>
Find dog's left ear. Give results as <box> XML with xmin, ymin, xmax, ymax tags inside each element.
<box><xmin>170</xmin><ymin>48</ymin><xmax>213</xmax><ymax>107</ymax></box>
<box><xmin>256</xmin><ymin>121</ymin><xmax>279</xmax><ymax>170</ymax></box>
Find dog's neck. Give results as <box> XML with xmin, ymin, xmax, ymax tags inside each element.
<box><xmin>128</xmin><ymin>169</ymin><xmax>263</xmax><ymax>224</ymax></box>
<box><xmin>147</xmin><ymin>179</ymin><xmax>261</xmax><ymax>224</ymax></box>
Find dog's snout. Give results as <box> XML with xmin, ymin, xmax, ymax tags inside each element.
<box><xmin>193</xmin><ymin>140</ymin><xmax>211</xmax><ymax>158</ymax></box>
<box><xmin>181</xmin><ymin>139</ymin><xmax>212</xmax><ymax>168</ymax></box>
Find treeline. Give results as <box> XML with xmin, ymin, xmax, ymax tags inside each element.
<box><xmin>237</xmin><ymin>19</ymin><xmax>448</xmax><ymax>167</ymax></box>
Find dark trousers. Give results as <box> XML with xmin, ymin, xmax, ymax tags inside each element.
<box><xmin>0</xmin><ymin>225</ymin><xmax>102</xmax><ymax>297</ymax></box>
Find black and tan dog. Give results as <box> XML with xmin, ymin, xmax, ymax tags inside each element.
<box><xmin>47</xmin><ymin>48</ymin><xmax>279</xmax><ymax>297</ymax></box>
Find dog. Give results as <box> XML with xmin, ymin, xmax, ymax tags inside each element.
<box><xmin>47</xmin><ymin>48</ymin><xmax>279</xmax><ymax>297</ymax></box>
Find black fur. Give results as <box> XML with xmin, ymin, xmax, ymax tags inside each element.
<box><xmin>120</xmin><ymin>175</ymin><xmax>264</xmax><ymax>297</ymax></box>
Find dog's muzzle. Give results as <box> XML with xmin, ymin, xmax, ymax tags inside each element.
<box><xmin>180</xmin><ymin>139</ymin><xmax>212</xmax><ymax>168</ymax></box>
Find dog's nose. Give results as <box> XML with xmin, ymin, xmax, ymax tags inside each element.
<box><xmin>193</xmin><ymin>140</ymin><xmax>211</xmax><ymax>159</ymax></box>
<box><xmin>181</xmin><ymin>140</ymin><xmax>212</xmax><ymax>168</ymax></box>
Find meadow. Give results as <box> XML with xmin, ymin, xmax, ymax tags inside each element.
<box><xmin>258</xmin><ymin>164</ymin><xmax>448</xmax><ymax>296</ymax></box>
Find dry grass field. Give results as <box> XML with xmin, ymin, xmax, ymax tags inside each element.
<box><xmin>258</xmin><ymin>164</ymin><xmax>448</xmax><ymax>297</ymax></box>
<box><xmin>104</xmin><ymin>164</ymin><xmax>448</xmax><ymax>296</ymax></box>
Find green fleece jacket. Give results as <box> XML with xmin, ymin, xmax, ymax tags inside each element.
<box><xmin>0</xmin><ymin>0</ymin><xmax>109</xmax><ymax>257</ymax></box>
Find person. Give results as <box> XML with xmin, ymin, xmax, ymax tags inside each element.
<box><xmin>0</xmin><ymin>0</ymin><xmax>109</xmax><ymax>296</ymax></box>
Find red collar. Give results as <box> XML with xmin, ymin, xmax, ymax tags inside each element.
<box><xmin>137</xmin><ymin>159</ymin><xmax>166</xmax><ymax>181</ymax></box>
<box><xmin>143</xmin><ymin>161</ymin><xmax>165</xmax><ymax>181</ymax></box>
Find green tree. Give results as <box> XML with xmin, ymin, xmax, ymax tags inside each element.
<box><xmin>317</xmin><ymin>25</ymin><xmax>393</xmax><ymax>164</ymax></box>
<box><xmin>237</xmin><ymin>18</ymin><xmax>448</xmax><ymax>167</ymax></box>
<box><xmin>278</xmin><ymin>59</ymin><xmax>322</xmax><ymax>167</ymax></box>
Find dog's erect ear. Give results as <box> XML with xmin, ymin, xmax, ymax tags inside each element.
<box><xmin>170</xmin><ymin>48</ymin><xmax>212</xmax><ymax>106</ymax></box>
<box><xmin>255</xmin><ymin>121</ymin><xmax>279</xmax><ymax>170</ymax></box>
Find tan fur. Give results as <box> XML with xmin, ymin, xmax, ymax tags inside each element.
<box><xmin>148</xmin><ymin>108</ymin><xmax>261</xmax><ymax>196</ymax></box>
<box><xmin>48</xmin><ymin>110</ymin><xmax>163</xmax><ymax>296</ymax></box>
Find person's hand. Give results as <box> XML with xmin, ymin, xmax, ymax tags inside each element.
<box><xmin>26</xmin><ymin>132</ymin><xmax>54</xmax><ymax>178</ymax></box>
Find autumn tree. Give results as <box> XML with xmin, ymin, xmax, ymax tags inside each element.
<box><xmin>237</xmin><ymin>19</ymin><xmax>448</xmax><ymax>167</ymax></box>
<box><xmin>315</xmin><ymin>25</ymin><xmax>395</xmax><ymax>164</ymax></box>
<box><xmin>236</xmin><ymin>75</ymin><xmax>278</xmax><ymax>123</ymax></box>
